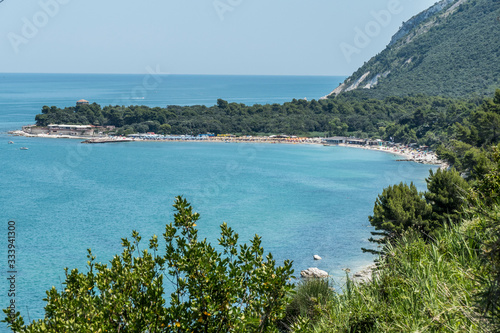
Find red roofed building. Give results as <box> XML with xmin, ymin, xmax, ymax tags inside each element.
<box><xmin>76</xmin><ymin>99</ymin><xmax>89</xmax><ymax>106</ymax></box>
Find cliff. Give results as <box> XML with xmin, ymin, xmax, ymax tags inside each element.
<box><xmin>326</xmin><ymin>0</ymin><xmax>500</xmax><ymax>99</ymax></box>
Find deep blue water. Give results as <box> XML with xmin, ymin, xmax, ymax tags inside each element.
<box><xmin>0</xmin><ymin>74</ymin><xmax>435</xmax><ymax>329</ymax></box>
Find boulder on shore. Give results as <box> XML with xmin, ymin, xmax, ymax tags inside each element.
<box><xmin>352</xmin><ymin>264</ymin><xmax>376</xmax><ymax>283</ymax></box>
<box><xmin>300</xmin><ymin>267</ymin><xmax>328</xmax><ymax>278</ymax></box>
<box><xmin>313</xmin><ymin>255</ymin><xmax>322</xmax><ymax>260</ymax></box>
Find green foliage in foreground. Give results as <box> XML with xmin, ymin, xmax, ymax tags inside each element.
<box><xmin>280</xmin><ymin>279</ymin><xmax>334</xmax><ymax>330</ymax></box>
<box><xmin>292</xmin><ymin>223</ymin><xmax>488</xmax><ymax>332</ymax></box>
<box><xmin>2</xmin><ymin>197</ymin><xmax>294</xmax><ymax>332</ymax></box>
<box><xmin>290</xmin><ymin>148</ymin><xmax>500</xmax><ymax>332</ymax></box>
<box><xmin>366</xmin><ymin>168</ymin><xmax>470</xmax><ymax>253</ymax></box>
<box><xmin>469</xmin><ymin>147</ymin><xmax>500</xmax><ymax>323</ymax></box>
<box><xmin>425</xmin><ymin>168</ymin><xmax>469</xmax><ymax>226</ymax></box>
<box><xmin>367</xmin><ymin>182</ymin><xmax>431</xmax><ymax>248</ymax></box>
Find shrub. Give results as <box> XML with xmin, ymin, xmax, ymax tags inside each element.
<box><xmin>281</xmin><ymin>279</ymin><xmax>334</xmax><ymax>331</ymax></box>
<box><xmin>3</xmin><ymin>197</ymin><xmax>294</xmax><ymax>332</ymax></box>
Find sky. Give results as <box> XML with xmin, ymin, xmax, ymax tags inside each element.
<box><xmin>0</xmin><ymin>0</ymin><xmax>438</xmax><ymax>76</ymax></box>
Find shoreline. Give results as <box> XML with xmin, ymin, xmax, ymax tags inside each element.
<box><xmin>7</xmin><ymin>130</ymin><xmax>449</xmax><ymax>170</ymax></box>
<box><xmin>334</xmin><ymin>143</ymin><xmax>448</xmax><ymax>170</ymax></box>
<box><xmin>8</xmin><ymin>129</ymin><xmax>447</xmax><ymax>169</ymax></box>
<box><xmin>9</xmin><ymin>128</ymin><xmax>445</xmax><ymax>286</ymax></box>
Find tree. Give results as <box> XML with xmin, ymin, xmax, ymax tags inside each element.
<box><xmin>366</xmin><ymin>182</ymin><xmax>431</xmax><ymax>252</ymax></box>
<box><xmin>469</xmin><ymin>146</ymin><xmax>500</xmax><ymax>326</ymax></box>
<box><xmin>474</xmin><ymin>145</ymin><xmax>500</xmax><ymax>207</ymax></box>
<box><xmin>425</xmin><ymin>168</ymin><xmax>469</xmax><ymax>226</ymax></box>
<box><xmin>3</xmin><ymin>197</ymin><xmax>294</xmax><ymax>332</ymax></box>
<box><xmin>472</xmin><ymin>110</ymin><xmax>500</xmax><ymax>145</ymax></box>
<box><xmin>328</xmin><ymin>117</ymin><xmax>348</xmax><ymax>136</ymax></box>
<box><xmin>217</xmin><ymin>99</ymin><xmax>228</xmax><ymax>109</ymax></box>
<box><xmin>158</xmin><ymin>123</ymin><xmax>172</xmax><ymax>135</ymax></box>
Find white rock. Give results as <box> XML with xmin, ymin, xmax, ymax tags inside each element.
<box><xmin>352</xmin><ymin>264</ymin><xmax>377</xmax><ymax>283</ymax></box>
<box><xmin>313</xmin><ymin>255</ymin><xmax>322</xmax><ymax>260</ymax></box>
<box><xmin>300</xmin><ymin>267</ymin><xmax>328</xmax><ymax>278</ymax></box>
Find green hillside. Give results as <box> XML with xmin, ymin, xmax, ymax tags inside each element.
<box><xmin>329</xmin><ymin>0</ymin><xmax>500</xmax><ymax>98</ymax></box>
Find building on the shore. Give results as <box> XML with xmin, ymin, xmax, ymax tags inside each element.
<box><xmin>22</xmin><ymin>125</ymin><xmax>47</xmax><ymax>135</ymax></box>
<box><xmin>48</xmin><ymin>124</ymin><xmax>94</xmax><ymax>136</ymax></box>
<box><xmin>21</xmin><ymin>124</ymin><xmax>95</xmax><ymax>136</ymax></box>
<box><xmin>346</xmin><ymin>138</ymin><xmax>365</xmax><ymax>145</ymax></box>
<box><xmin>76</xmin><ymin>99</ymin><xmax>89</xmax><ymax>106</ymax></box>
<box><xmin>324</xmin><ymin>136</ymin><xmax>347</xmax><ymax>145</ymax></box>
<box><xmin>367</xmin><ymin>139</ymin><xmax>384</xmax><ymax>146</ymax></box>
<box><xmin>324</xmin><ymin>137</ymin><xmax>385</xmax><ymax>146</ymax></box>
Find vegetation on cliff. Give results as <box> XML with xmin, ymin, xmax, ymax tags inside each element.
<box><xmin>331</xmin><ymin>0</ymin><xmax>500</xmax><ymax>98</ymax></box>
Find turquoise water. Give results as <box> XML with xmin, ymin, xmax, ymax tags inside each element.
<box><xmin>0</xmin><ymin>74</ymin><xmax>436</xmax><ymax>328</ymax></box>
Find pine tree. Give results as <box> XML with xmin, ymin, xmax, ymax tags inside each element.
<box><xmin>365</xmin><ymin>182</ymin><xmax>431</xmax><ymax>253</ymax></box>
<box><xmin>425</xmin><ymin>168</ymin><xmax>469</xmax><ymax>226</ymax></box>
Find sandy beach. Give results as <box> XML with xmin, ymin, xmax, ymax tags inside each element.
<box><xmin>8</xmin><ymin>129</ymin><xmax>447</xmax><ymax>169</ymax></box>
<box><xmin>334</xmin><ymin>143</ymin><xmax>447</xmax><ymax>169</ymax></box>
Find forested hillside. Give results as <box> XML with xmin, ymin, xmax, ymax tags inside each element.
<box><xmin>33</xmin><ymin>94</ymin><xmax>480</xmax><ymax>140</ymax></box>
<box><xmin>328</xmin><ymin>0</ymin><xmax>500</xmax><ymax>98</ymax></box>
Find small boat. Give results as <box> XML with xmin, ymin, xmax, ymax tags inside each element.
<box><xmin>8</xmin><ymin>141</ymin><xmax>13</xmax><ymax>144</ymax></box>
<box><xmin>20</xmin><ymin>147</ymin><xmax>28</xmax><ymax>150</ymax></box>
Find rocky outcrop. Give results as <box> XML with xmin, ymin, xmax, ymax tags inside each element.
<box><xmin>345</xmin><ymin>72</ymin><xmax>370</xmax><ymax>92</ymax></box>
<box><xmin>324</xmin><ymin>0</ymin><xmax>490</xmax><ymax>98</ymax></box>
<box><xmin>389</xmin><ymin>0</ymin><xmax>456</xmax><ymax>46</ymax></box>
<box><xmin>362</xmin><ymin>71</ymin><xmax>390</xmax><ymax>90</ymax></box>
<box><xmin>352</xmin><ymin>264</ymin><xmax>377</xmax><ymax>283</ymax></box>
<box><xmin>300</xmin><ymin>267</ymin><xmax>328</xmax><ymax>278</ymax></box>
<box><xmin>321</xmin><ymin>83</ymin><xmax>346</xmax><ymax>99</ymax></box>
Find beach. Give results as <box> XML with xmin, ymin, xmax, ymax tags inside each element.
<box><xmin>9</xmin><ymin>129</ymin><xmax>447</xmax><ymax>169</ymax></box>
<box><xmin>334</xmin><ymin>143</ymin><xmax>448</xmax><ymax>169</ymax></box>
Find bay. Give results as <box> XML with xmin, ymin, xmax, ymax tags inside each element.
<box><xmin>0</xmin><ymin>74</ymin><xmax>435</xmax><ymax>328</ymax></box>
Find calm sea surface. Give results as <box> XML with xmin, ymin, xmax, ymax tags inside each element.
<box><xmin>0</xmin><ymin>74</ymin><xmax>435</xmax><ymax>327</ymax></box>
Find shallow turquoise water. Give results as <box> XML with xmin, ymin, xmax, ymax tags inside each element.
<box><xmin>0</xmin><ymin>139</ymin><xmax>435</xmax><ymax>324</ymax></box>
<box><xmin>0</xmin><ymin>74</ymin><xmax>436</xmax><ymax>328</ymax></box>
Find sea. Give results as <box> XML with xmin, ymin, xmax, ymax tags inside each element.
<box><xmin>0</xmin><ymin>73</ymin><xmax>436</xmax><ymax>328</ymax></box>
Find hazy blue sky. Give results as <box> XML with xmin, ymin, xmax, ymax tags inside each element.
<box><xmin>1</xmin><ymin>0</ymin><xmax>438</xmax><ymax>75</ymax></box>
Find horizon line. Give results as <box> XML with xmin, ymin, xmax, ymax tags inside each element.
<box><xmin>0</xmin><ymin>72</ymin><xmax>349</xmax><ymax>77</ymax></box>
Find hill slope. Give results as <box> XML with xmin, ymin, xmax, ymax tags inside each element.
<box><xmin>327</xmin><ymin>0</ymin><xmax>500</xmax><ymax>99</ymax></box>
